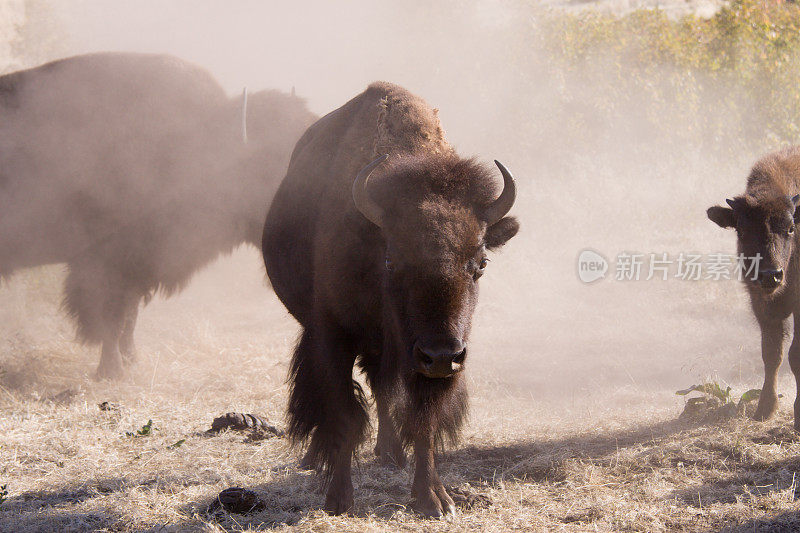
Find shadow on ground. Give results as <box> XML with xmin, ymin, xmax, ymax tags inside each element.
<box><xmin>176</xmin><ymin>417</ymin><xmax>701</xmax><ymax>530</ymax></box>
<box><xmin>0</xmin><ymin>480</ymin><xmax>128</xmax><ymax>532</ymax></box>
<box><xmin>713</xmin><ymin>510</ymin><xmax>800</xmax><ymax>533</ymax></box>
<box><xmin>5</xmin><ymin>415</ymin><xmax>798</xmax><ymax>532</ymax></box>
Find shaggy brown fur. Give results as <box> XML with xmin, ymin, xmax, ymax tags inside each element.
<box><xmin>0</xmin><ymin>52</ymin><xmax>316</xmax><ymax>379</ymax></box>
<box><xmin>707</xmin><ymin>146</ymin><xmax>800</xmax><ymax>430</ymax></box>
<box><xmin>262</xmin><ymin>82</ymin><xmax>519</xmax><ymax>517</ymax></box>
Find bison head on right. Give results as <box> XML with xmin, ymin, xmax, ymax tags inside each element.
<box><xmin>708</xmin><ymin>194</ymin><xmax>800</xmax><ymax>295</ymax></box>
<box><xmin>352</xmin><ymin>154</ymin><xmax>519</xmax><ymax>380</ymax></box>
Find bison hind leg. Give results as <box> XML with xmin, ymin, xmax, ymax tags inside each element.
<box><xmin>358</xmin><ymin>354</ymin><xmax>406</xmax><ymax>468</ymax></box>
<box><xmin>372</xmin><ymin>389</ymin><xmax>406</xmax><ymax>468</ymax></box>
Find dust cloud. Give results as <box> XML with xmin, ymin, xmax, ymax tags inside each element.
<box><xmin>0</xmin><ymin>0</ymin><xmax>775</xmax><ymax>418</ymax></box>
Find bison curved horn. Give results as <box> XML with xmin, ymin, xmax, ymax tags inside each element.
<box><xmin>353</xmin><ymin>154</ymin><xmax>388</xmax><ymax>227</ymax></box>
<box><xmin>483</xmin><ymin>160</ymin><xmax>517</xmax><ymax>225</ymax></box>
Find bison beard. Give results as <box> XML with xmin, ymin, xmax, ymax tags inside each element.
<box><xmin>262</xmin><ymin>82</ymin><xmax>518</xmax><ymax>517</ymax></box>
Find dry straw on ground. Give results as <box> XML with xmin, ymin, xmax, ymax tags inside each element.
<box><xmin>1</xmin><ymin>254</ymin><xmax>800</xmax><ymax>532</ymax></box>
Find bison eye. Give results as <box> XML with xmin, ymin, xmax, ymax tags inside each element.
<box><xmin>470</xmin><ymin>257</ymin><xmax>489</xmax><ymax>281</ymax></box>
<box><xmin>789</xmin><ymin>225</ymin><xmax>795</xmax><ymax>236</ymax></box>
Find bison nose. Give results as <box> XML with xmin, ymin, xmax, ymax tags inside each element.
<box><xmin>414</xmin><ymin>340</ymin><xmax>466</xmax><ymax>379</ymax></box>
<box><xmin>760</xmin><ymin>268</ymin><xmax>784</xmax><ymax>289</ymax></box>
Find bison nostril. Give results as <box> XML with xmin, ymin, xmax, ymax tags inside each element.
<box><xmin>762</xmin><ymin>269</ymin><xmax>783</xmax><ymax>283</ymax></box>
<box><xmin>414</xmin><ymin>341</ymin><xmax>466</xmax><ymax>377</ymax></box>
<box><xmin>759</xmin><ymin>269</ymin><xmax>784</xmax><ymax>289</ymax></box>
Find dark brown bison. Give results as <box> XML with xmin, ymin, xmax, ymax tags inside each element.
<box><xmin>708</xmin><ymin>146</ymin><xmax>800</xmax><ymax>430</ymax></box>
<box><xmin>262</xmin><ymin>82</ymin><xmax>519</xmax><ymax>517</ymax></box>
<box><xmin>0</xmin><ymin>52</ymin><xmax>316</xmax><ymax>379</ymax></box>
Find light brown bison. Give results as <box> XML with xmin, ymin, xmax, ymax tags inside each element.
<box><xmin>0</xmin><ymin>52</ymin><xmax>316</xmax><ymax>379</ymax></box>
<box><xmin>262</xmin><ymin>82</ymin><xmax>519</xmax><ymax>517</ymax></box>
<box><xmin>708</xmin><ymin>146</ymin><xmax>800</xmax><ymax>430</ymax></box>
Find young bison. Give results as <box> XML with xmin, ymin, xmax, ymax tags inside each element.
<box><xmin>262</xmin><ymin>82</ymin><xmax>519</xmax><ymax>517</ymax></box>
<box><xmin>708</xmin><ymin>146</ymin><xmax>800</xmax><ymax>430</ymax></box>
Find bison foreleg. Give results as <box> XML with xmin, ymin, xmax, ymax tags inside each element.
<box><xmin>402</xmin><ymin>375</ymin><xmax>467</xmax><ymax>518</ymax></box>
<box><xmin>754</xmin><ymin>317</ymin><xmax>787</xmax><ymax>421</ymax></box>
<box><xmin>119</xmin><ymin>300</ymin><xmax>139</xmax><ymax>364</ymax></box>
<box><xmin>95</xmin><ymin>339</ymin><xmax>125</xmax><ymax>380</ymax></box>
<box><xmin>411</xmin><ymin>433</ymin><xmax>455</xmax><ymax>519</ymax></box>
<box><xmin>64</xmin><ymin>259</ymin><xmax>141</xmax><ymax>380</ymax></box>
<box><xmin>287</xmin><ymin>327</ymin><xmax>368</xmax><ymax>515</ymax></box>
<box><xmin>788</xmin><ymin>318</ymin><xmax>800</xmax><ymax>431</ymax></box>
<box><xmin>95</xmin><ymin>292</ymin><xmax>141</xmax><ymax>380</ymax></box>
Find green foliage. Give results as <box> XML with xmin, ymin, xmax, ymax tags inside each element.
<box><xmin>676</xmin><ymin>381</ymin><xmax>761</xmax><ymax>407</ymax></box>
<box><xmin>676</xmin><ymin>382</ymin><xmax>732</xmax><ymax>403</ymax></box>
<box><xmin>167</xmin><ymin>439</ymin><xmax>185</xmax><ymax>450</ymax></box>
<box><xmin>0</xmin><ymin>484</ymin><xmax>7</xmax><ymax>505</ymax></box>
<box><xmin>126</xmin><ymin>420</ymin><xmax>157</xmax><ymax>438</ymax></box>
<box><xmin>541</xmin><ymin>0</ymin><xmax>800</xmax><ymax>154</ymax></box>
<box><xmin>739</xmin><ymin>388</ymin><xmax>761</xmax><ymax>403</ymax></box>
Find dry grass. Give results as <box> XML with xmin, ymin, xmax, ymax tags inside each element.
<box><xmin>1</xmin><ymin>252</ymin><xmax>799</xmax><ymax>532</ymax></box>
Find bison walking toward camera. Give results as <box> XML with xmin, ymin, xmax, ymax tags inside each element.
<box><xmin>0</xmin><ymin>52</ymin><xmax>316</xmax><ymax>378</ymax></box>
<box><xmin>708</xmin><ymin>146</ymin><xmax>800</xmax><ymax>430</ymax></box>
<box><xmin>262</xmin><ymin>82</ymin><xmax>519</xmax><ymax>516</ymax></box>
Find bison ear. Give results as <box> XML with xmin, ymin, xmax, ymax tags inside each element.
<box><xmin>791</xmin><ymin>195</ymin><xmax>800</xmax><ymax>222</ymax></box>
<box><xmin>707</xmin><ymin>205</ymin><xmax>736</xmax><ymax>229</ymax></box>
<box><xmin>485</xmin><ymin>216</ymin><xmax>519</xmax><ymax>250</ymax></box>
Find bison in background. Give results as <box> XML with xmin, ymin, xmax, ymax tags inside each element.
<box><xmin>708</xmin><ymin>146</ymin><xmax>800</xmax><ymax>430</ymax></box>
<box><xmin>0</xmin><ymin>52</ymin><xmax>317</xmax><ymax>379</ymax></box>
<box><xmin>262</xmin><ymin>82</ymin><xmax>519</xmax><ymax>517</ymax></box>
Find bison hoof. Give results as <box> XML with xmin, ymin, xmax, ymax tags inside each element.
<box><xmin>753</xmin><ymin>396</ymin><xmax>779</xmax><ymax>421</ymax></box>
<box><xmin>323</xmin><ymin>483</ymin><xmax>354</xmax><ymax>516</ymax></box>
<box><xmin>120</xmin><ymin>345</ymin><xmax>137</xmax><ymax>364</ymax></box>
<box><xmin>412</xmin><ymin>486</ymin><xmax>456</xmax><ymax>519</ymax></box>
<box><xmin>93</xmin><ymin>360</ymin><xmax>125</xmax><ymax>381</ymax></box>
